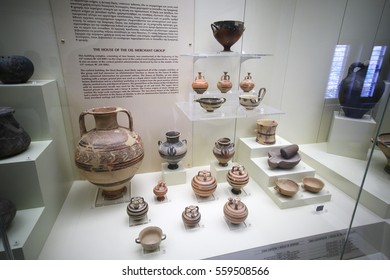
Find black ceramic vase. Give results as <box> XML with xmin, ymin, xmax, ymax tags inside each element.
<box><xmin>0</xmin><ymin>107</ymin><xmax>31</xmax><ymax>158</ymax></box>
<box><xmin>0</xmin><ymin>55</ymin><xmax>34</xmax><ymax>84</ymax></box>
<box><xmin>338</xmin><ymin>62</ymin><xmax>385</xmax><ymax>119</ymax></box>
<box><xmin>0</xmin><ymin>198</ymin><xmax>17</xmax><ymax>229</ymax></box>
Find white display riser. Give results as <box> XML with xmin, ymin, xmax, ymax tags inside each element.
<box><xmin>0</xmin><ymin>80</ymin><xmax>73</xmax><ymax>259</ymax></box>
<box><xmin>300</xmin><ymin>143</ymin><xmax>390</xmax><ymax>219</ymax></box>
<box><xmin>327</xmin><ymin>111</ymin><xmax>376</xmax><ymax>160</ymax></box>
<box><xmin>0</xmin><ymin>141</ymin><xmax>66</xmax><ymax>259</ymax></box>
<box><xmin>0</xmin><ymin>207</ymin><xmax>44</xmax><ymax>259</ymax></box>
<box><xmin>38</xmin><ymin>167</ymin><xmax>384</xmax><ymax>260</ymax></box>
<box><xmin>236</xmin><ymin>137</ymin><xmax>331</xmax><ymax>209</ymax></box>
<box><xmin>0</xmin><ymin>141</ymin><xmax>52</xmax><ymax>210</ymax></box>
<box><xmin>0</xmin><ymin>80</ymin><xmax>58</xmax><ymax>141</ymax></box>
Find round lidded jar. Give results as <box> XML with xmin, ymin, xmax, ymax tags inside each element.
<box><xmin>226</xmin><ymin>164</ymin><xmax>249</xmax><ymax>195</ymax></box>
<box><xmin>182</xmin><ymin>205</ymin><xmax>201</xmax><ymax>227</ymax></box>
<box><xmin>223</xmin><ymin>197</ymin><xmax>248</xmax><ymax>224</ymax></box>
<box><xmin>153</xmin><ymin>180</ymin><xmax>168</xmax><ymax>201</ymax></box>
<box><xmin>213</xmin><ymin>137</ymin><xmax>235</xmax><ymax>167</ymax></box>
<box><xmin>191</xmin><ymin>170</ymin><xmax>217</xmax><ymax>198</ymax></box>
<box><xmin>217</xmin><ymin>71</ymin><xmax>233</xmax><ymax>93</ymax></box>
<box><xmin>126</xmin><ymin>196</ymin><xmax>149</xmax><ymax>220</ymax></box>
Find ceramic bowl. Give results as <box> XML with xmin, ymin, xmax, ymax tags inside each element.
<box><xmin>135</xmin><ymin>226</ymin><xmax>166</xmax><ymax>251</ymax></box>
<box><xmin>274</xmin><ymin>178</ymin><xmax>299</xmax><ymax>197</ymax></box>
<box><xmin>195</xmin><ymin>97</ymin><xmax>226</xmax><ymax>112</ymax></box>
<box><xmin>239</xmin><ymin>88</ymin><xmax>266</xmax><ymax>110</ymax></box>
<box><xmin>210</xmin><ymin>20</ymin><xmax>245</xmax><ymax>52</ymax></box>
<box><xmin>302</xmin><ymin>177</ymin><xmax>324</xmax><ymax>193</ymax></box>
<box><xmin>375</xmin><ymin>133</ymin><xmax>390</xmax><ymax>174</ymax></box>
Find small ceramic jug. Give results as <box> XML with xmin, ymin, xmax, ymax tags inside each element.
<box><xmin>191</xmin><ymin>170</ymin><xmax>217</xmax><ymax>198</ymax></box>
<box><xmin>192</xmin><ymin>72</ymin><xmax>209</xmax><ymax>94</ymax></box>
<box><xmin>213</xmin><ymin>137</ymin><xmax>235</xmax><ymax>167</ymax></box>
<box><xmin>239</xmin><ymin>72</ymin><xmax>255</xmax><ymax>92</ymax></box>
<box><xmin>126</xmin><ymin>196</ymin><xmax>149</xmax><ymax>220</ymax></box>
<box><xmin>217</xmin><ymin>71</ymin><xmax>233</xmax><ymax>93</ymax></box>
<box><xmin>226</xmin><ymin>165</ymin><xmax>249</xmax><ymax>195</ymax></box>
<box><xmin>223</xmin><ymin>197</ymin><xmax>248</xmax><ymax>224</ymax></box>
<box><xmin>153</xmin><ymin>180</ymin><xmax>168</xmax><ymax>201</ymax></box>
<box><xmin>182</xmin><ymin>205</ymin><xmax>201</xmax><ymax>227</ymax></box>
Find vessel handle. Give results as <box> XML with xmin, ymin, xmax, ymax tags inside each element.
<box><xmin>78</xmin><ymin>110</ymin><xmax>90</xmax><ymax>136</ymax></box>
<box><xmin>117</xmin><ymin>108</ymin><xmax>134</xmax><ymax>132</ymax></box>
<box><xmin>211</xmin><ymin>23</ymin><xmax>219</xmax><ymax>33</ymax></box>
<box><xmin>161</xmin><ymin>234</ymin><xmax>167</xmax><ymax>241</ymax></box>
<box><xmin>258</xmin><ymin>88</ymin><xmax>267</xmax><ymax>101</ymax></box>
<box><xmin>347</xmin><ymin>62</ymin><xmax>365</xmax><ymax>75</ymax></box>
<box><xmin>135</xmin><ymin>238</ymin><xmax>141</xmax><ymax>244</ymax></box>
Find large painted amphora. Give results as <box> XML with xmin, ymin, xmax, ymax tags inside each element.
<box><xmin>158</xmin><ymin>131</ymin><xmax>187</xmax><ymax>170</ymax></box>
<box><xmin>75</xmin><ymin>106</ymin><xmax>144</xmax><ymax>200</ymax></box>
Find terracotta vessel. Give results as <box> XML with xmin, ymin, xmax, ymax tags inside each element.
<box><xmin>255</xmin><ymin>119</ymin><xmax>278</xmax><ymax>145</ymax></box>
<box><xmin>213</xmin><ymin>137</ymin><xmax>235</xmax><ymax>167</ymax></box>
<box><xmin>274</xmin><ymin>178</ymin><xmax>299</xmax><ymax>197</ymax></box>
<box><xmin>302</xmin><ymin>177</ymin><xmax>325</xmax><ymax>193</ymax></box>
<box><xmin>239</xmin><ymin>72</ymin><xmax>255</xmax><ymax>92</ymax></box>
<box><xmin>126</xmin><ymin>196</ymin><xmax>149</xmax><ymax>220</ymax></box>
<box><xmin>223</xmin><ymin>197</ymin><xmax>248</xmax><ymax>224</ymax></box>
<box><xmin>182</xmin><ymin>205</ymin><xmax>201</xmax><ymax>227</ymax></box>
<box><xmin>192</xmin><ymin>72</ymin><xmax>209</xmax><ymax>94</ymax></box>
<box><xmin>0</xmin><ymin>198</ymin><xmax>17</xmax><ymax>229</ymax></box>
<box><xmin>74</xmin><ymin>107</ymin><xmax>144</xmax><ymax>200</ymax></box>
<box><xmin>239</xmin><ymin>88</ymin><xmax>266</xmax><ymax>110</ymax></box>
<box><xmin>217</xmin><ymin>72</ymin><xmax>233</xmax><ymax>93</ymax></box>
<box><xmin>0</xmin><ymin>107</ymin><xmax>31</xmax><ymax>159</ymax></box>
<box><xmin>0</xmin><ymin>55</ymin><xmax>34</xmax><ymax>84</ymax></box>
<box><xmin>267</xmin><ymin>145</ymin><xmax>301</xmax><ymax>169</ymax></box>
<box><xmin>374</xmin><ymin>133</ymin><xmax>390</xmax><ymax>174</ymax></box>
<box><xmin>195</xmin><ymin>97</ymin><xmax>226</xmax><ymax>112</ymax></box>
<box><xmin>153</xmin><ymin>180</ymin><xmax>168</xmax><ymax>201</ymax></box>
<box><xmin>211</xmin><ymin>20</ymin><xmax>245</xmax><ymax>52</ymax></box>
<box><xmin>191</xmin><ymin>170</ymin><xmax>217</xmax><ymax>198</ymax></box>
<box><xmin>158</xmin><ymin>131</ymin><xmax>187</xmax><ymax>170</ymax></box>
<box><xmin>226</xmin><ymin>165</ymin><xmax>249</xmax><ymax>195</ymax></box>
<box><xmin>338</xmin><ymin>62</ymin><xmax>385</xmax><ymax>119</ymax></box>
<box><xmin>135</xmin><ymin>226</ymin><xmax>166</xmax><ymax>251</ymax></box>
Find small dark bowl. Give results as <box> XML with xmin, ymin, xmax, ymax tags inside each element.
<box><xmin>211</xmin><ymin>21</ymin><xmax>245</xmax><ymax>52</ymax></box>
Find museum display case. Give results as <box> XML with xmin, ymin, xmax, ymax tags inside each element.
<box><xmin>1</xmin><ymin>0</ymin><xmax>390</xmax><ymax>260</ymax></box>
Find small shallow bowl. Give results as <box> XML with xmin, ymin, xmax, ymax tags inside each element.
<box><xmin>135</xmin><ymin>226</ymin><xmax>166</xmax><ymax>251</ymax></box>
<box><xmin>239</xmin><ymin>95</ymin><xmax>261</xmax><ymax>110</ymax></box>
<box><xmin>302</xmin><ymin>177</ymin><xmax>324</xmax><ymax>193</ymax></box>
<box><xmin>195</xmin><ymin>97</ymin><xmax>226</xmax><ymax>112</ymax></box>
<box><xmin>274</xmin><ymin>178</ymin><xmax>299</xmax><ymax>197</ymax></box>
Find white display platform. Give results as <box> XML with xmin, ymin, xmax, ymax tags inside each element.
<box><xmin>209</xmin><ymin>160</ymin><xmax>234</xmax><ymax>183</ymax></box>
<box><xmin>38</xmin><ymin>167</ymin><xmax>383</xmax><ymax>260</ymax></box>
<box><xmin>0</xmin><ymin>207</ymin><xmax>44</xmax><ymax>259</ymax></box>
<box><xmin>327</xmin><ymin>111</ymin><xmax>376</xmax><ymax>160</ymax></box>
<box><xmin>161</xmin><ymin>162</ymin><xmax>186</xmax><ymax>185</ymax></box>
<box><xmin>300</xmin><ymin>143</ymin><xmax>390</xmax><ymax>219</ymax></box>
<box><xmin>0</xmin><ymin>80</ymin><xmax>73</xmax><ymax>259</ymax></box>
<box><xmin>236</xmin><ymin>137</ymin><xmax>331</xmax><ymax>209</ymax></box>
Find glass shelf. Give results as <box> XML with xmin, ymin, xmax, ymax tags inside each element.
<box><xmin>180</xmin><ymin>52</ymin><xmax>273</xmax><ymax>62</ymax></box>
<box><xmin>176</xmin><ymin>91</ymin><xmax>284</xmax><ymax>121</ymax></box>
